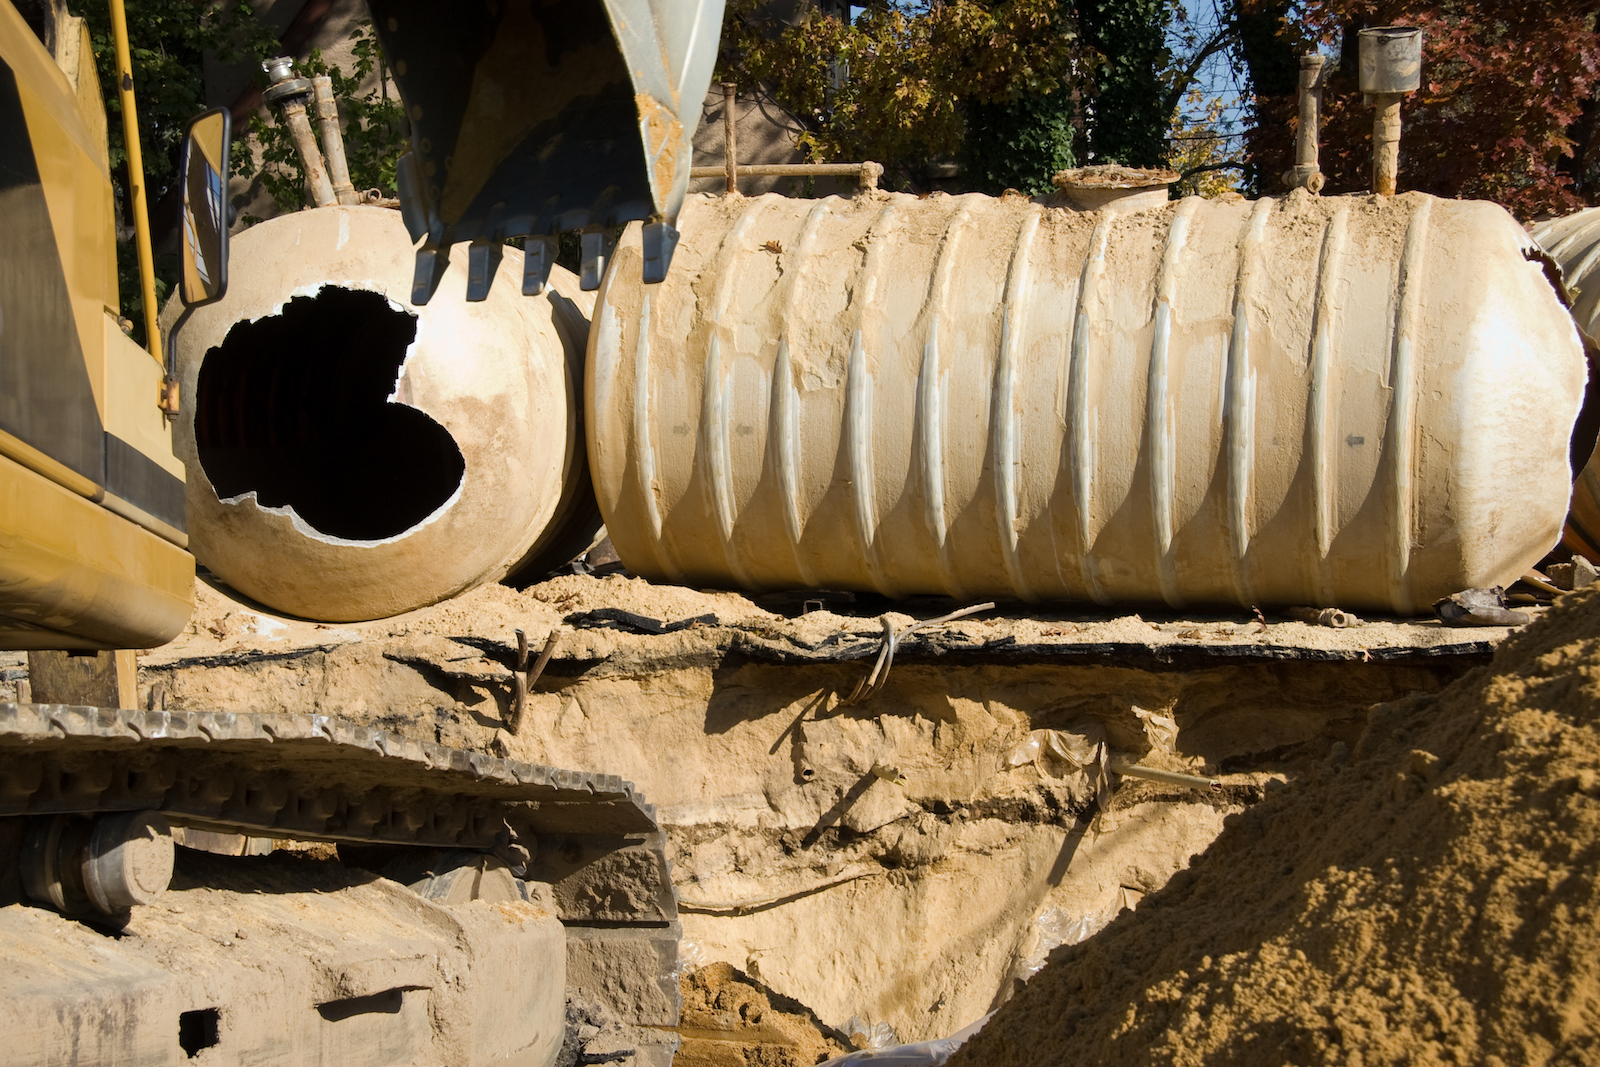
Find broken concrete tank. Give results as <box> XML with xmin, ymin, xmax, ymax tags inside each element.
<box><xmin>1530</xmin><ymin>207</ymin><xmax>1600</xmax><ymax>564</ymax></box>
<box><xmin>589</xmin><ymin>190</ymin><xmax>1586</xmax><ymax>613</ymax></box>
<box><xmin>172</xmin><ymin>206</ymin><xmax>599</xmax><ymax>621</ymax></box>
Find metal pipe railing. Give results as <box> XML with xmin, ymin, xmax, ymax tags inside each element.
<box><xmin>695</xmin><ymin>81</ymin><xmax>881</xmax><ymax>193</ymax></box>
<box><xmin>689</xmin><ymin>162</ymin><xmax>883</xmax><ymax>189</ymax></box>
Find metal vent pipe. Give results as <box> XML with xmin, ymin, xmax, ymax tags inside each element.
<box><xmin>1283</xmin><ymin>53</ymin><xmax>1327</xmax><ymax>193</ymax></box>
<box><xmin>1359</xmin><ymin>27</ymin><xmax>1423</xmax><ymax>195</ymax></box>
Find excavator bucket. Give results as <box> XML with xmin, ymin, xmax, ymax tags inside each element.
<box><xmin>365</xmin><ymin>0</ymin><xmax>724</xmax><ymax>302</ymax></box>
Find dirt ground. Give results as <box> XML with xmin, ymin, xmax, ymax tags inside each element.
<box><xmin>678</xmin><ymin>963</ymin><xmax>849</xmax><ymax>1067</ymax></box>
<box><xmin>950</xmin><ymin>585</ymin><xmax>1600</xmax><ymax>1067</ymax></box>
<box><xmin>0</xmin><ymin>570</ymin><xmax>1534</xmax><ymax>1058</ymax></box>
<box><xmin>52</xmin><ymin>570</ymin><xmax>1506</xmax><ymax>1051</ymax></box>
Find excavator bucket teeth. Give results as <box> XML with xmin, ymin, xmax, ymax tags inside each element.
<box><xmin>366</xmin><ymin>0</ymin><xmax>723</xmax><ymax>297</ymax></box>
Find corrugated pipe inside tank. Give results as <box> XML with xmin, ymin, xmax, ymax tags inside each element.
<box><xmin>588</xmin><ymin>189</ymin><xmax>1587</xmax><ymax>614</ymax></box>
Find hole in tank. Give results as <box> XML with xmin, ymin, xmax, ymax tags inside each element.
<box><xmin>194</xmin><ymin>287</ymin><xmax>465</xmax><ymax>541</ymax></box>
<box><xmin>178</xmin><ymin>1007</ymin><xmax>220</xmax><ymax>1056</ymax></box>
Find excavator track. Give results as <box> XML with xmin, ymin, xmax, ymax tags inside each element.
<box><xmin>0</xmin><ymin>701</ymin><xmax>681</xmax><ymax>1066</ymax></box>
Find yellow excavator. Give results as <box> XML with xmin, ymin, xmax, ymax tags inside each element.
<box><xmin>0</xmin><ymin>1</ymin><xmax>720</xmax><ymax>1063</ymax></box>
<box><xmin>1</xmin><ymin>0</ymin><xmax>719</xmax><ymax>652</ymax></box>
<box><xmin>0</xmin><ymin>0</ymin><xmax>192</xmax><ymax>652</ymax></box>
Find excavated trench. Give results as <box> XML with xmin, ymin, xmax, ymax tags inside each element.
<box><xmin>83</xmin><ymin>573</ymin><xmax>1515</xmax><ymax>1064</ymax></box>
<box><xmin>194</xmin><ymin>286</ymin><xmax>464</xmax><ymax>542</ymax></box>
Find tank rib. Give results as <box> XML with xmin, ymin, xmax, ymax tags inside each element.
<box><xmin>994</xmin><ymin>207</ymin><xmax>1041</xmax><ymax>601</ymax></box>
<box><xmin>626</xmin><ymin>294</ymin><xmax>684</xmax><ymax>582</ymax></box>
<box><xmin>768</xmin><ymin>341</ymin><xmax>810</xmax><ymax>582</ymax></box>
<box><xmin>846</xmin><ymin>200</ymin><xmax>901</xmax><ymax>593</ymax></box>
<box><xmin>916</xmin><ymin>326</ymin><xmax>949</xmax><ymax>591</ymax></box>
<box><xmin>1224</xmin><ymin>198</ymin><xmax>1273</xmax><ymax>605</ymax></box>
<box><xmin>1544</xmin><ymin>217</ymin><xmax>1591</xmax><ymax>260</ymax></box>
<box><xmin>917</xmin><ymin>206</ymin><xmax>973</xmax><ymax>597</ymax></box>
<box><xmin>709</xmin><ymin>211</ymin><xmax>757</xmax><ymax>319</ymax></box>
<box><xmin>657</xmin><ymin>205</ymin><xmax>761</xmax><ymax>583</ymax></box>
<box><xmin>844</xmin><ymin>330</ymin><xmax>885</xmax><ymax>591</ymax></box>
<box><xmin>1565</xmin><ymin>237</ymin><xmax>1600</xmax><ymax>299</ymax></box>
<box><xmin>692</xmin><ymin>206</ymin><xmax>762</xmax><ymax>586</ymax></box>
<box><xmin>1308</xmin><ymin>203</ymin><xmax>1349</xmax><ymax>603</ymax></box>
<box><xmin>766</xmin><ymin>201</ymin><xmax>835</xmax><ymax>586</ymax></box>
<box><xmin>630</xmin><ymin>296</ymin><xmax>664</xmax><ymax>541</ymax></box>
<box><xmin>1148</xmin><ymin>198</ymin><xmax>1198</xmax><ymax>608</ymax></box>
<box><xmin>1387</xmin><ymin>197</ymin><xmax>1432</xmax><ymax>614</ymax></box>
<box><xmin>699</xmin><ymin>336</ymin><xmax>750</xmax><ymax>586</ymax></box>
<box><xmin>1068</xmin><ymin>215</ymin><xmax>1113</xmax><ymax>604</ymax></box>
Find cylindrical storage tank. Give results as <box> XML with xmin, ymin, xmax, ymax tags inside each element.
<box><xmin>1530</xmin><ymin>207</ymin><xmax>1600</xmax><ymax>564</ymax></box>
<box><xmin>589</xmin><ymin>190</ymin><xmax>1586</xmax><ymax>613</ymax></box>
<box><xmin>172</xmin><ymin>205</ymin><xmax>598</xmax><ymax>621</ymax></box>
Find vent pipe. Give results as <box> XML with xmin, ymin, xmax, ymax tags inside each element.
<box><xmin>1283</xmin><ymin>54</ymin><xmax>1327</xmax><ymax>193</ymax></box>
<box><xmin>1359</xmin><ymin>27</ymin><xmax>1423</xmax><ymax>195</ymax></box>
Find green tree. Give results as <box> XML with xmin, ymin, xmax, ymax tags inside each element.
<box><xmin>74</xmin><ymin>4</ymin><xmax>408</xmax><ymax>332</ymax></box>
<box><xmin>717</xmin><ymin>0</ymin><xmax>1081</xmax><ymax>190</ymax></box>
<box><xmin>961</xmin><ymin>85</ymin><xmax>1077</xmax><ymax>194</ymax></box>
<box><xmin>1220</xmin><ymin>0</ymin><xmax>1311</xmax><ymax>195</ymax></box>
<box><xmin>1077</xmin><ymin>0</ymin><xmax>1174</xmax><ymax>166</ymax></box>
<box><xmin>79</xmin><ymin>1</ymin><xmax>272</xmax><ymax>329</ymax></box>
<box><xmin>78</xmin><ymin>0</ymin><xmax>271</xmax><ymax>335</ymax></box>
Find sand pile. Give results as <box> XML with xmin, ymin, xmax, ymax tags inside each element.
<box><xmin>951</xmin><ymin>587</ymin><xmax>1600</xmax><ymax>1067</ymax></box>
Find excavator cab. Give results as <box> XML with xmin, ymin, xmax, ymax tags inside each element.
<box><xmin>365</xmin><ymin>0</ymin><xmax>725</xmax><ymax>302</ymax></box>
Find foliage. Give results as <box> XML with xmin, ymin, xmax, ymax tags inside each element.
<box><xmin>960</xmin><ymin>85</ymin><xmax>1076</xmax><ymax>194</ymax></box>
<box><xmin>246</xmin><ymin>23</ymin><xmax>408</xmax><ymax>218</ymax></box>
<box><xmin>1191</xmin><ymin>0</ymin><xmax>1310</xmax><ymax>194</ymax></box>
<box><xmin>1077</xmin><ymin>0</ymin><xmax>1175</xmax><ymax>166</ymax></box>
<box><xmin>74</xmin><ymin>5</ymin><xmax>406</xmax><ymax>333</ymax></box>
<box><xmin>1243</xmin><ymin>0</ymin><xmax>1600</xmax><ymax>218</ymax></box>
<box><xmin>1230</xmin><ymin>0</ymin><xmax>1308</xmax><ymax>98</ymax></box>
<box><xmin>717</xmin><ymin>0</ymin><xmax>1080</xmax><ymax>189</ymax></box>
<box><xmin>79</xmin><ymin>0</ymin><xmax>272</xmax><ymax>332</ymax></box>
<box><xmin>718</xmin><ymin>0</ymin><xmax>1312</xmax><ymax>191</ymax></box>
<box><xmin>1169</xmin><ymin>88</ymin><xmax>1245</xmax><ymax>196</ymax></box>
<box><xmin>83</xmin><ymin>0</ymin><xmax>267</xmax><ymax>198</ymax></box>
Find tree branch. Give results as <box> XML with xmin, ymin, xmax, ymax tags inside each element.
<box><xmin>1163</xmin><ymin>24</ymin><xmax>1237</xmax><ymax>118</ymax></box>
<box><xmin>1179</xmin><ymin>160</ymin><xmax>1247</xmax><ymax>180</ymax></box>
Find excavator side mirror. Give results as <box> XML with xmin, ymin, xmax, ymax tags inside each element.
<box><xmin>179</xmin><ymin>108</ymin><xmax>231</xmax><ymax>307</ymax></box>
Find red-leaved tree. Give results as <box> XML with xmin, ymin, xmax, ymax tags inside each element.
<box><xmin>1244</xmin><ymin>1</ymin><xmax>1600</xmax><ymax>219</ymax></box>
